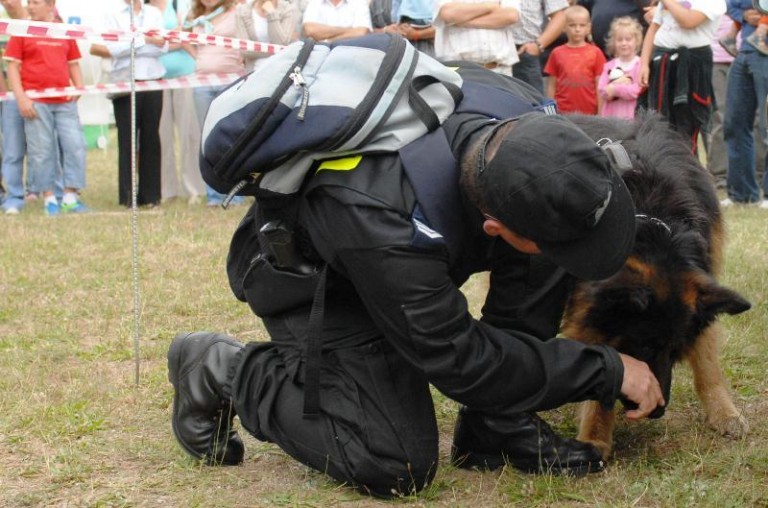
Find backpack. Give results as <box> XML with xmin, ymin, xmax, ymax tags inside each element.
<box><xmin>200</xmin><ymin>33</ymin><xmax>463</xmax><ymax>200</ymax></box>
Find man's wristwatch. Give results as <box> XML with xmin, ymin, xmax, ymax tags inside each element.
<box><xmin>535</xmin><ymin>40</ymin><xmax>544</xmax><ymax>52</ymax></box>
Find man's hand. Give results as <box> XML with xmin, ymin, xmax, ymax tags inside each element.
<box><xmin>619</xmin><ymin>353</ymin><xmax>665</xmax><ymax>420</ymax></box>
<box><xmin>261</xmin><ymin>0</ymin><xmax>276</xmax><ymax>15</ymax></box>
<box><xmin>146</xmin><ymin>36</ymin><xmax>166</xmax><ymax>47</ymax></box>
<box><xmin>639</xmin><ymin>63</ymin><xmax>650</xmax><ymax>88</ymax></box>
<box><xmin>744</xmin><ymin>8</ymin><xmax>762</xmax><ymax>26</ymax></box>
<box><xmin>643</xmin><ymin>5</ymin><xmax>656</xmax><ymax>25</ymax></box>
<box><xmin>517</xmin><ymin>41</ymin><xmax>541</xmax><ymax>57</ymax></box>
<box><xmin>0</xmin><ymin>0</ymin><xmax>26</xmax><ymax>19</ymax></box>
<box><xmin>17</xmin><ymin>94</ymin><xmax>37</xmax><ymax>119</ymax></box>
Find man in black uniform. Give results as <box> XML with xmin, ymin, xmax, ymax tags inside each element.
<box><xmin>167</xmin><ymin>112</ymin><xmax>665</xmax><ymax>497</ymax></box>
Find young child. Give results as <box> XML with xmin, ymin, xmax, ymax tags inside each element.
<box><xmin>544</xmin><ymin>4</ymin><xmax>606</xmax><ymax>114</ymax></box>
<box><xmin>4</xmin><ymin>0</ymin><xmax>89</xmax><ymax>215</ymax></box>
<box><xmin>719</xmin><ymin>15</ymin><xmax>768</xmax><ymax>56</ymax></box>
<box><xmin>639</xmin><ymin>0</ymin><xmax>725</xmax><ymax>155</ymax></box>
<box><xmin>598</xmin><ymin>16</ymin><xmax>644</xmax><ymax>119</ymax></box>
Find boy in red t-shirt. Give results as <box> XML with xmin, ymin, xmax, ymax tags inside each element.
<box><xmin>544</xmin><ymin>5</ymin><xmax>606</xmax><ymax>115</ymax></box>
<box><xmin>4</xmin><ymin>0</ymin><xmax>89</xmax><ymax>215</ymax></box>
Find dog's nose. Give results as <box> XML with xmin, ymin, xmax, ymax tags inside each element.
<box><xmin>619</xmin><ymin>395</ymin><xmax>638</xmax><ymax>411</ymax></box>
<box><xmin>619</xmin><ymin>396</ymin><xmax>666</xmax><ymax>419</ymax></box>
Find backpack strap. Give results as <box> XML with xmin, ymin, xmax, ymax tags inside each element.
<box><xmin>302</xmin><ymin>264</ymin><xmax>328</xmax><ymax>418</ymax></box>
<box><xmin>399</xmin><ymin>129</ymin><xmax>464</xmax><ymax>262</ymax></box>
<box><xmin>457</xmin><ymin>81</ymin><xmax>556</xmax><ymax>118</ymax></box>
<box><xmin>408</xmin><ymin>74</ymin><xmax>464</xmax><ymax>132</ymax></box>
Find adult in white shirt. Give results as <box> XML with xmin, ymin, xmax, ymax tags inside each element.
<box><xmin>302</xmin><ymin>0</ymin><xmax>372</xmax><ymax>41</ymax></box>
<box><xmin>510</xmin><ymin>0</ymin><xmax>567</xmax><ymax>92</ymax></box>
<box><xmin>434</xmin><ymin>0</ymin><xmax>521</xmax><ymax>76</ymax></box>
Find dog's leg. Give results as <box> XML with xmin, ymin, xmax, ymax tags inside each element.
<box><xmin>576</xmin><ymin>400</ymin><xmax>615</xmax><ymax>460</ymax></box>
<box><xmin>687</xmin><ymin>323</ymin><xmax>749</xmax><ymax>438</ymax></box>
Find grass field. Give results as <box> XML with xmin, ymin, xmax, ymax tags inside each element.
<box><xmin>0</xmin><ymin>132</ymin><xmax>766</xmax><ymax>507</ymax></box>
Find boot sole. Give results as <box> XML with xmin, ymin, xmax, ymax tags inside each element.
<box><xmin>451</xmin><ymin>446</ymin><xmax>602</xmax><ymax>477</ymax></box>
<box><xmin>167</xmin><ymin>332</ymin><xmax>243</xmax><ymax>466</ymax></box>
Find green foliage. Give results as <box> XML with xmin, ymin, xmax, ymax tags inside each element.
<box><xmin>0</xmin><ymin>130</ymin><xmax>766</xmax><ymax>506</ymax></box>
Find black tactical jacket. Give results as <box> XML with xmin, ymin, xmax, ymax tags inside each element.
<box><xmin>288</xmin><ymin>111</ymin><xmax>624</xmax><ymax>413</ymax></box>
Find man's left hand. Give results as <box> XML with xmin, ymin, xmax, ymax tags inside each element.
<box><xmin>518</xmin><ymin>41</ymin><xmax>541</xmax><ymax>57</ymax></box>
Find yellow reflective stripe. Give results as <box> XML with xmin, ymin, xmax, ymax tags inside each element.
<box><xmin>316</xmin><ymin>155</ymin><xmax>363</xmax><ymax>173</ymax></box>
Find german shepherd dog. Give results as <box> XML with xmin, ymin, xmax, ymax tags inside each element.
<box><xmin>561</xmin><ymin>113</ymin><xmax>751</xmax><ymax>460</ymax></box>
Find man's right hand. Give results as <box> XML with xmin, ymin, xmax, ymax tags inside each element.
<box><xmin>17</xmin><ymin>94</ymin><xmax>37</xmax><ymax>119</ymax></box>
<box><xmin>618</xmin><ymin>353</ymin><xmax>665</xmax><ymax>420</ymax></box>
<box><xmin>744</xmin><ymin>9</ymin><xmax>762</xmax><ymax>26</ymax></box>
<box><xmin>517</xmin><ymin>41</ymin><xmax>540</xmax><ymax>57</ymax></box>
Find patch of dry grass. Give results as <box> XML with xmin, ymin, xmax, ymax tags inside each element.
<box><xmin>0</xmin><ymin>132</ymin><xmax>766</xmax><ymax>507</ymax></box>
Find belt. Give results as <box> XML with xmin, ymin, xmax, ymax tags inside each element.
<box><xmin>484</xmin><ymin>61</ymin><xmax>499</xmax><ymax>69</ymax></box>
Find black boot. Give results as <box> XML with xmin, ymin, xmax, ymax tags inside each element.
<box><xmin>451</xmin><ymin>407</ymin><xmax>604</xmax><ymax>476</ymax></box>
<box><xmin>168</xmin><ymin>332</ymin><xmax>245</xmax><ymax>466</ymax></box>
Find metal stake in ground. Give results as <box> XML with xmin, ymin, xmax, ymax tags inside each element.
<box><xmin>129</xmin><ymin>4</ymin><xmax>141</xmax><ymax>386</ymax></box>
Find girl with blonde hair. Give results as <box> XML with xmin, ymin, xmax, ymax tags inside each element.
<box><xmin>598</xmin><ymin>16</ymin><xmax>644</xmax><ymax>119</ymax></box>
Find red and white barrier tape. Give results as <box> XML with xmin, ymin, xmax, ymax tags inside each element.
<box><xmin>0</xmin><ymin>17</ymin><xmax>289</xmax><ymax>100</ymax></box>
<box><xmin>0</xmin><ymin>72</ymin><xmax>242</xmax><ymax>102</ymax></box>
<box><xmin>0</xmin><ymin>18</ymin><xmax>286</xmax><ymax>54</ymax></box>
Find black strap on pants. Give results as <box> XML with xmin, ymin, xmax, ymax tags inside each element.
<box><xmin>302</xmin><ymin>264</ymin><xmax>328</xmax><ymax>417</ymax></box>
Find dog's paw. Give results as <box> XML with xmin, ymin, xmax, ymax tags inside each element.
<box><xmin>708</xmin><ymin>413</ymin><xmax>749</xmax><ymax>438</ymax></box>
<box><xmin>578</xmin><ymin>438</ymin><xmax>612</xmax><ymax>461</ymax></box>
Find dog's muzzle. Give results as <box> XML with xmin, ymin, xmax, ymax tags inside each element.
<box><xmin>619</xmin><ymin>396</ymin><xmax>666</xmax><ymax>419</ymax></box>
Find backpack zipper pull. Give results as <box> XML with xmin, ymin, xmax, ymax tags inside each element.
<box><xmin>290</xmin><ymin>66</ymin><xmax>310</xmax><ymax>121</ymax></box>
<box><xmin>222</xmin><ymin>179</ymin><xmax>249</xmax><ymax>209</ymax></box>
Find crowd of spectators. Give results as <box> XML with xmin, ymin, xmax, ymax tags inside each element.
<box><xmin>0</xmin><ymin>0</ymin><xmax>767</xmax><ymax>213</ymax></box>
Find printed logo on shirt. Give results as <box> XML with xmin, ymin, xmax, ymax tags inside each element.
<box><xmin>413</xmin><ymin>218</ymin><xmax>443</xmax><ymax>240</ymax></box>
<box><xmin>410</xmin><ymin>206</ymin><xmax>446</xmax><ymax>253</ymax></box>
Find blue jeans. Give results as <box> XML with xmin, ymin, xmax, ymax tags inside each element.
<box><xmin>25</xmin><ymin>101</ymin><xmax>86</xmax><ymax>194</ymax></box>
<box><xmin>193</xmin><ymin>84</ymin><xmax>244</xmax><ymax>205</ymax></box>
<box><xmin>723</xmin><ymin>51</ymin><xmax>768</xmax><ymax>203</ymax></box>
<box><xmin>1</xmin><ymin>100</ymin><xmax>27</xmax><ymax>211</ymax></box>
<box><xmin>511</xmin><ymin>50</ymin><xmax>544</xmax><ymax>94</ymax></box>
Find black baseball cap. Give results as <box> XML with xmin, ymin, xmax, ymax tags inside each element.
<box><xmin>477</xmin><ymin>113</ymin><xmax>636</xmax><ymax>280</ymax></box>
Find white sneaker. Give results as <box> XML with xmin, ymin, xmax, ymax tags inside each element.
<box><xmin>759</xmin><ymin>200</ymin><xmax>768</xmax><ymax>209</ymax></box>
<box><xmin>720</xmin><ymin>198</ymin><xmax>734</xmax><ymax>207</ymax></box>
<box><xmin>4</xmin><ymin>207</ymin><xmax>19</xmax><ymax>215</ymax></box>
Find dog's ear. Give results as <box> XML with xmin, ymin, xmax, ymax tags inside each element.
<box><xmin>698</xmin><ymin>280</ymin><xmax>752</xmax><ymax>316</ymax></box>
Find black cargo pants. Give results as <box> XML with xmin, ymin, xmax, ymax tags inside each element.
<box><xmin>229</xmin><ymin>301</ymin><xmax>439</xmax><ymax>498</ymax></box>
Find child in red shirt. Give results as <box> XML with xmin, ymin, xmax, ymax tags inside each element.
<box><xmin>544</xmin><ymin>5</ymin><xmax>606</xmax><ymax>115</ymax></box>
<box><xmin>4</xmin><ymin>0</ymin><xmax>89</xmax><ymax>215</ymax></box>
